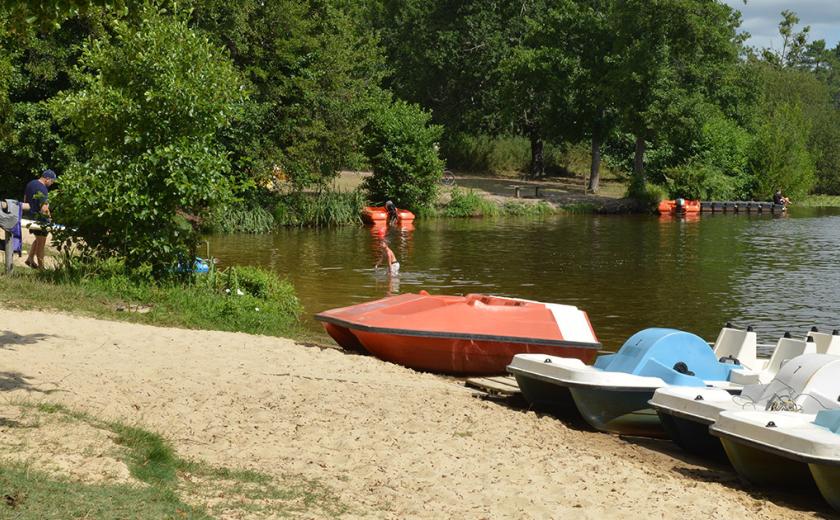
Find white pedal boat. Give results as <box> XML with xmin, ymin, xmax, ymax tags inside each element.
<box><xmin>710</xmin><ymin>408</ymin><xmax>840</xmax><ymax>511</ymax></box>
<box><xmin>650</xmin><ymin>353</ymin><xmax>840</xmax><ymax>459</ymax></box>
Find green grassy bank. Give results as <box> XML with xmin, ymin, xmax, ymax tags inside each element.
<box><xmin>0</xmin><ymin>260</ymin><xmax>306</xmax><ymax>339</ymax></box>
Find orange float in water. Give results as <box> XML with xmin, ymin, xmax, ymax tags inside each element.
<box><xmin>361</xmin><ymin>206</ymin><xmax>415</xmax><ymax>225</ymax></box>
<box><xmin>657</xmin><ymin>199</ymin><xmax>701</xmax><ymax>214</ymax></box>
<box><xmin>315</xmin><ymin>292</ymin><xmax>601</xmax><ymax>375</ymax></box>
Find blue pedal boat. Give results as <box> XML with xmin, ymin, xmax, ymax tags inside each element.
<box><xmin>507</xmin><ymin>328</ymin><xmax>744</xmax><ymax>437</ymax></box>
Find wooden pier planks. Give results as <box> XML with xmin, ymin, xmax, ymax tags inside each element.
<box><xmin>465</xmin><ymin>375</ymin><xmax>521</xmax><ymax>396</ymax></box>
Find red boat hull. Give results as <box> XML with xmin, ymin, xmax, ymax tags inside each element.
<box><xmin>351</xmin><ymin>329</ymin><xmax>598</xmax><ymax>375</ymax></box>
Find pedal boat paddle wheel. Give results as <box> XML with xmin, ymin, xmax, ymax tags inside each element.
<box><xmin>314</xmin><ymin>292</ymin><xmax>601</xmax><ymax>375</ymax></box>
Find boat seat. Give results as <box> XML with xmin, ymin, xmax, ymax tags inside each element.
<box><xmin>808</xmin><ymin>330</ymin><xmax>840</xmax><ymax>355</ymax></box>
<box><xmin>712</xmin><ymin>326</ymin><xmax>758</xmax><ymax>371</ymax></box>
<box><xmin>759</xmin><ymin>336</ymin><xmax>817</xmax><ymax>384</ymax></box>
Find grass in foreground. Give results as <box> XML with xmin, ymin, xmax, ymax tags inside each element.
<box><xmin>1</xmin><ymin>402</ymin><xmax>347</xmax><ymax>519</ymax></box>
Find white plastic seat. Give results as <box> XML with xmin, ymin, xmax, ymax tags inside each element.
<box><xmin>759</xmin><ymin>336</ymin><xmax>817</xmax><ymax>384</ymax></box>
<box><xmin>712</xmin><ymin>326</ymin><xmax>758</xmax><ymax>370</ymax></box>
<box><xmin>807</xmin><ymin>330</ymin><xmax>840</xmax><ymax>355</ymax></box>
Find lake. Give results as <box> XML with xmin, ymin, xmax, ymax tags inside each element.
<box><xmin>207</xmin><ymin>207</ymin><xmax>840</xmax><ymax>350</ymax></box>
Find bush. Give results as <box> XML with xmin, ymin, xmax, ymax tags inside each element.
<box><xmin>627</xmin><ymin>182</ymin><xmax>667</xmax><ymax>212</ymax></box>
<box><xmin>50</xmin><ymin>10</ymin><xmax>245</xmax><ymax>277</ymax></box>
<box><xmin>444</xmin><ymin>188</ymin><xmax>498</xmax><ymax>217</ymax></box>
<box><xmin>664</xmin><ymin>162</ymin><xmax>738</xmax><ymax>200</ymax></box>
<box><xmin>363</xmin><ymin>99</ymin><xmax>444</xmax><ymax>211</ymax></box>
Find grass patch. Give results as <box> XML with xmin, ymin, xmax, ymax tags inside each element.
<box><xmin>501</xmin><ymin>200</ymin><xmax>555</xmax><ymax>217</ymax></box>
<box><xmin>0</xmin><ymin>464</ymin><xmax>210</xmax><ymax>520</ymax></box>
<box><xmin>798</xmin><ymin>194</ymin><xmax>840</xmax><ymax>207</ymax></box>
<box><xmin>274</xmin><ymin>189</ymin><xmax>366</xmax><ymax>227</ymax></box>
<box><xmin>0</xmin><ymin>260</ymin><xmax>304</xmax><ymax>338</ymax></box>
<box><xmin>441</xmin><ymin>188</ymin><xmax>558</xmax><ymax>218</ymax></box>
<box><xmin>3</xmin><ymin>402</ymin><xmax>348</xmax><ymax>519</ymax></box>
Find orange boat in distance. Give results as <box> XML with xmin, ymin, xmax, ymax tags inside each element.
<box><xmin>315</xmin><ymin>292</ymin><xmax>601</xmax><ymax>375</ymax></box>
<box><xmin>361</xmin><ymin>206</ymin><xmax>415</xmax><ymax>225</ymax></box>
<box><xmin>657</xmin><ymin>199</ymin><xmax>700</xmax><ymax>214</ymax></box>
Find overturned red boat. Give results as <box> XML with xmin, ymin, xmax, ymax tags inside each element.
<box><xmin>314</xmin><ymin>292</ymin><xmax>601</xmax><ymax>375</ymax></box>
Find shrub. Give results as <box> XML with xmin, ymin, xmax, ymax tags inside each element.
<box><xmin>444</xmin><ymin>188</ymin><xmax>498</xmax><ymax>217</ymax></box>
<box><xmin>50</xmin><ymin>10</ymin><xmax>245</xmax><ymax>277</ymax></box>
<box><xmin>627</xmin><ymin>182</ymin><xmax>667</xmax><ymax>212</ymax></box>
<box><xmin>363</xmin><ymin>99</ymin><xmax>444</xmax><ymax>211</ymax></box>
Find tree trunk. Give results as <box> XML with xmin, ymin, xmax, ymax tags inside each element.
<box><xmin>529</xmin><ymin>136</ymin><xmax>544</xmax><ymax>178</ymax></box>
<box><xmin>633</xmin><ymin>134</ymin><xmax>646</xmax><ymax>187</ymax></box>
<box><xmin>588</xmin><ymin>135</ymin><xmax>602</xmax><ymax>193</ymax></box>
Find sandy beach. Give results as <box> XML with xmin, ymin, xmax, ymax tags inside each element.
<box><xmin>0</xmin><ymin>308</ymin><xmax>826</xmax><ymax>518</ymax></box>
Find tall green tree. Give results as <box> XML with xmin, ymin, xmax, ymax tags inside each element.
<box><xmin>51</xmin><ymin>9</ymin><xmax>245</xmax><ymax>274</ymax></box>
<box><xmin>607</xmin><ymin>0</ymin><xmax>741</xmax><ymax>190</ymax></box>
<box><xmin>190</xmin><ymin>0</ymin><xmax>387</xmax><ymax>188</ymax></box>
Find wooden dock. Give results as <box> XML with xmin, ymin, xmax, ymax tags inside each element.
<box><xmin>700</xmin><ymin>201</ymin><xmax>786</xmax><ymax>213</ymax></box>
<box><xmin>465</xmin><ymin>375</ymin><xmax>521</xmax><ymax>396</ymax></box>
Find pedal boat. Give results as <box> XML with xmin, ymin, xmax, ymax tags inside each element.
<box><xmin>508</xmin><ymin>328</ymin><xmax>745</xmax><ymax>437</ymax></box>
<box><xmin>314</xmin><ymin>292</ymin><xmax>601</xmax><ymax>375</ymax></box>
<box><xmin>710</xmin><ymin>409</ymin><xmax>840</xmax><ymax>511</ymax></box>
<box><xmin>361</xmin><ymin>206</ymin><xmax>415</xmax><ymax>225</ymax></box>
<box><xmin>650</xmin><ymin>352</ymin><xmax>840</xmax><ymax>460</ymax></box>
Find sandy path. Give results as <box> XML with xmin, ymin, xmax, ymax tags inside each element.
<box><xmin>0</xmin><ymin>309</ymin><xmax>822</xmax><ymax>519</ymax></box>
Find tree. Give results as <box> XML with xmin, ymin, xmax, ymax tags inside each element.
<box><xmin>747</xmin><ymin>102</ymin><xmax>815</xmax><ymax>198</ymax></box>
<box><xmin>0</xmin><ymin>10</ymin><xmax>107</xmax><ymax>195</ymax></box>
<box><xmin>760</xmin><ymin>10</ymin><xmax>810</xmax><ymax>68</ymax></box>
<box><xmin>51</xmin><ymin>9</ymin><xmax>245</xmax><ymax>275</ymax></box>
<box><xmin>190</xmin><ymin>0</ymin><xmax>387</xmax><ymax>188</ymax></box>
<box><xmin>500</xmin><ymin>1</ymin><xmax>580</xmax><ymax>178</ymax></box>
<box><xmin>607</xmin><ymin>0</ymin><xmax>742</xmax><ymax>191</ymax></box>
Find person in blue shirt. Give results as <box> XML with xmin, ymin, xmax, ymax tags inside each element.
<box><xmin>23</xmin><ymin>169</ymin><xmax>56</xmax><ymax>269</ymax></box>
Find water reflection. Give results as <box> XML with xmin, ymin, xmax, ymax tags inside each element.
<box><xmin>207</xmin><ymin>207</ymin><xmax>840</xmax><ymax>350</ymax></box>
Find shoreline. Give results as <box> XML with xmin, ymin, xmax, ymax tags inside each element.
<box><xmin>0</xmin><ymin>307</ymin><xmax>824</xmax><ymax>518</ymax></box>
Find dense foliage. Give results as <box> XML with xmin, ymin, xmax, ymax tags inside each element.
<box><xmin>50</xmin><ymin>10</ymin><xmax>244</xmax><ymax>275</ymax></box>
<box><xmin>363</xmin><ymin>99</ymin><xmax>444</xmax><ymax>210</ymax></box>
<box><xmin>1</xmin><ymin>1</ymin><xmax>840</xmax><ymax>277</ymax></box>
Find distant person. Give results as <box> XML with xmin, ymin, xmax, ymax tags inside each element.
<box><xmin>23</xmin><ymin>169</ymin><xmax>56</xmax><ymax>269</ymax></box>
<box><xmin>375</xmin><ymin>241</ymin><xmax>399</xmax><ymax>276</ymax></box>
<box><xmin>385</xmin><ymin>200</ymin><xmax>398</xmax><ymax>224</ymax></box>
<box><xmin>773</xmin><ymin>189</ymin><xmax>791</xmax><ymax>206</ymax></box>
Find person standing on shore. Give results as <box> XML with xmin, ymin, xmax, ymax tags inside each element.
<box><xmin>23</xmin><ymin>169</ymin><xmax>56</xmax><ymax>269</ymax></box>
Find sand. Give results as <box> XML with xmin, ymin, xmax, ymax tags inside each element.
<box><xmin>0</xmin><ymin>308</ymin><xmax>825</xmax><ymax>518</ymax></box>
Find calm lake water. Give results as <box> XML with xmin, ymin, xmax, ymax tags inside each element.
<box><xmin>207</xmin><ymin>207</ymin><xmax>840</xmax><ymax>351</ymax></box>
